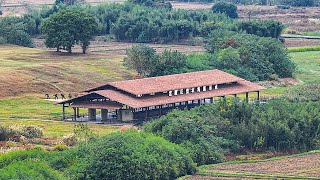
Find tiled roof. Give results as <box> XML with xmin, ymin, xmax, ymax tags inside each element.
<box><xmin>86</xmin><ymin>69</ymin><xmax>243</xmax><ymax>95</ymax></box>
<box><xmin>90</xmin><ymin>80</ymin><xmax>265</xmax><ymax>108</ymax></box>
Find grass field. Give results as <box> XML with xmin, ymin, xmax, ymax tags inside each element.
<box><xmin>0</xmin><ymin>119</ymin><xmax>119</xmax><ymax>138</ymax></box>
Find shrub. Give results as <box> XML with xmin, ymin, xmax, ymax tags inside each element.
<box><xmin>20</xmin><ymin>125</ymin><xmax>43</xmax><ymax>138</ymax></box>
<box><xmin>284</xmin><ymin>83</ymin><xmax>320</xmax><ymax>102</ymax></box>
<box><xmin>0</xmin><ymin>126</ymin><xmax>16</xmax><ymax>141</ymax></box>
<box><xmin>212</xmin><ymin>2</ymin><xmax>238</xmax><ymax>19</ymax></box>
<box><xmin>69</xmin><ymin>131</ymin><xmax>196</xmax><ymax>180</ymax></box>
<box><xmin>52</xmin><ymin>144</ymin><xmax>69</xmax><ymax>151</ymax></box>
<box><xmin>9</xmin><ymin>125</ymin><xmax>43</xmax><ymax>139</ymax></box>
<box><xmin>0</xmin><ymin>160</ymin><xmax>64</xmax><ymax>180</ymax></box>
<box><xmin>62</xmin><ymin>133</ymin><xmax>78</xmax><ymax>146</ymax></box>
<box><xmin>144</xmin><ymin>109</ymin><xmax>238</xmax><ymax>165</ymax></box>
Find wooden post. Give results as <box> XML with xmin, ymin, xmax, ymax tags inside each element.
<box><xmin>246</xmin><ymin>92</ymin><xmax>249</xmax><ymax>103</ymax></box>
<box><xmin>76</xmin><ymin>107</ymin><xmax>80</xmax><ymax>117</ymax></box>
<box><xmin>234</xmin><ymin>94</ymin><xmax>237</xmax><ymax>97</ymax></box>
<box><xmin>62</xmin><ymin>104</ymin><xmax>65</xmax><ymax>120</ymax></box>
<box><xmin>73</xmin><ymin>108</ymin><xmax>76</xmax><ymax>121</ymax></box>
<box><xmin>257</xmin><ymin>91</ymin><xmax>260</xmax><ymax>101</ymax></box>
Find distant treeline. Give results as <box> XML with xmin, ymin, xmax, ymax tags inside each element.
<box><xmin>173</xmin><ymin>0</ymin><xmax>320</xmax><ymax>6</ymax></box>
<box><xmin>0</xmin><ymin>1</ymin><xmax>285</xmax><ymax>46</ymax></box>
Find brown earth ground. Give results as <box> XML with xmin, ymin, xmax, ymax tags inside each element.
<box><xmin>209</xmin><ymin>153</ymin><xmax>320</xmax><ymax>177</ymax></box>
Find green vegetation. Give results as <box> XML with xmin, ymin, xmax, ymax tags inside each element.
<box><xmin>235</xmin><ymin>20</ymin><xmax>284</xmax><ymax>39</ymax></box>
<box><xmin>0</xmin><ymin>17</ymin><xmax>34</xmax><ymax>47</ymax></box>
<box><xmin>71</xmin><ymin>131</ymin><xmax>195</xmax><ymax>179</ymax></box>
<box><xmin>145</xmin><ymin>99</ymin><xmax>320</xmax><ymax>165</ymax></box>
<box><xmin>212</xmin><ymin>2</ymin><xmax>238</xmax><ymax>18</ymax></box>
<box><xmin>284</xmin><ymin>83</ymin><xmax>320</xmax><ymax>101</ymax></box>
<box><xmin>0</xmin><ymin>131</ymin><xmax>196</xmax><ymax>180</ymax></box>
<box><xmin>124</xmin><ymin>45</ymin><xmax>187</xmax><ymax>77</ymax></box>
<box><xmin>41</xmin><ymin>10</ymin><xmax>98</xmax><ymax>53</ymax></box>
<box><xmin>0</xmin><ymin>120</ymin><xmax>118</xmax><ymax>138</ymax></box>
<box><xmin>290</xmin><ymin>51</ymin><xmax>320</xmax><ymax>83</ymax></box>
<box><xmin>288</xmin><ymin>46</ymin><xmax>320</xmax><ymax>53</ymax></box>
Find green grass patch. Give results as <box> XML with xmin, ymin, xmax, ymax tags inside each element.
<box><xmin>288</xmin><ymin>46</ymin><xmax>320</xmax><ymax>53</ymax></box>
<box><xmin>0</xmin><ymin>95</ymin><xmax>70</xmax><ymax>120</ymax></box>
<box><xmin>0</xmin><ymin>119</ymin><xmax>119</xmax><ymax>138</ymax></box>
<box><xmin>302</xmin><ymin>31</ymin><xmax>320</xmax><ymax>37</ymax></box>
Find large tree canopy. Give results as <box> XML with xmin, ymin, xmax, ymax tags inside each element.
<box><xmin>41</xmin><ymin>10</ymin><xmax>97</xmax><ymax>53</ymax></box>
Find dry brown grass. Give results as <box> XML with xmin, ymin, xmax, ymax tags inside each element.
<box><xmin>0</xmin><ymin>44</ymin><xmax>134</xmax><ymax>98</ymax></box>
<box><xmin>209</xmin><ymin>153</ymin><xmax>320</xmax><ymax>177</ymax></box>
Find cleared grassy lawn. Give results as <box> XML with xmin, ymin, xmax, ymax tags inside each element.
<box><xmin>262</xmin><ymin>50</ymin><xmax>320</xmax><ymax>95</ymax></box>
<box><xmin>290</xmin><ymin>51</ymin><xmax>320</xmax><ymax>83</ymax></box>
<box><xmin>0</xmin><ymin>119</ymin><xmax>119</xmax><ymax>138</ymax></box>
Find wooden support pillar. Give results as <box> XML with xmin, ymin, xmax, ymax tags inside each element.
<box><xmin>257</xmin><ymin>91</ymin><xmax>260</xmax><ymax>101</ymax></box>
<box><xmin>76</xmin><ymin>107</ymin><xmax>80</xmax><ymax>117</ymax></box>
<box><xmin>159</xmin><ymin>106</ymin><xmax>162</xmax><ymax>116</ymax></box>
<box><xmin>234</xmin><ymin>94</ymin><xmax>237</xmax><ymax>97</ymax></box>
<box><xmin>246</xmin><ymin>92</ymin><xmax>249</xmax><ymax>103</ymax></box>
<box><xmin>62</xmin><ymin>104</ymin><xmax>65</xmax><ymax>120</ymax></box>
<box><xmin>73</xmin><ymin>107</ymin><xmax>76</xmax><ymax>121</ymax></box>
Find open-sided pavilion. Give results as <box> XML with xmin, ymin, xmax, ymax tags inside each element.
<box><xmin>58</xmin><ymin>69</ymin><xmax>265</xmax><ymax>122</ymax></box>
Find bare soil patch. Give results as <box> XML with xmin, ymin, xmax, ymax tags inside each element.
<box><xmin>285</xmin><ymin>38</ymin><xmax>320</xmax><ymax>47</ymax></box>
<box><xmin>186</xmin><ymin>175</ymin><xmax>252</xmax><ymax>180</ymax></box>
<box><xmin>209</xmin><ymin>153</ymin><xmax>320</xmax><ymax>177</ymax></box>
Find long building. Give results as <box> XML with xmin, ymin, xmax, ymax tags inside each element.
<box><xmin>58</xmin><ymin>69</ymin><xmax>265</xmax><ymax>122</ymax></box>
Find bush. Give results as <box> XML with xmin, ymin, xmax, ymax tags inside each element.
<box><xmin>212</xmin><ymin>2</ymin><xmax>238</xmax><ymax>19</ymax></box>
<box><xmin>69</xmin><ymin>131</ymin><xmax>196</xmax><ymax>180</ymax></box>
<box><xmin>284</xmin><ymin>83</ymin><xmax>320</xmax><ymax>102</ymax></box>
<box><xmin>144</xmin><ymin>109</ymin><xmax>238</xmax><ymax>165</ymax></box>
<box><xmin>0</xmin><ymin>126</ymin><xmax>17</xmax><ymax>141</ymax></box>
<box><xmin>9</xmin><ymin>125</ymin><xmax>43</xmax><ymax>139</ymax></box>
<box><xmin>62</xmin><ymin>133</ymin><xmax>78</xmax><ymax>146</ymax></box>
<box><xmin>0</xmin><ymin>160</ymin><xmax>64</xmax><ymax>180</ymax></box>
<box><xmin>52</xmin><ymin>144</ymin><xmax>69</xmax><ymax>151</ymax></box>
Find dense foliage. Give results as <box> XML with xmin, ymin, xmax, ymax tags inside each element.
<box><xmin>41</xmin><ymin>10</ymin><xmax>98</xmax><ymax>53</ymax></box>
<box><xmin>212</xmin><ymin>2</ymin><xmax>238</xmax><ymax>18</ymax></box>
<box><xmin>205</xmin><ymin>30</ymin><xmax>295</xmax><ymax>81</ymax></box>
<box><xmin>0</xmin><ymin>16</ymin><xmax>34</xmax><ymax>47</ymax></box>
<box><xmin>173</xmin><ymin>0</ymin><xmax>319</xmax><ymax>6</ymax></box>
<box><xmin>70</xmin><ymin>131</ymin><xmax>195</xmax><ymax>179</ymax></box>
<box><xmin>124</xmin><ymin>45</ymin><xmax>187</xmax><ymax>77</ymax></box>
<box><xmin>144</xmin><ymin>110</ymin><xmax>238</xmax><ymax>165</ymax></box>
<box><xmin>0</xmin><ymin>131</ymin><xmax>195</xmax><ymax>180</ymax></box>
<box><xmin>145</xmin><ymin>99</ymin><xmax>320</xmax><ymax>165</ymax></box>
<box><xmin>235</xmin><ymin>20</ymin><xmax>285</xmax><ymax>39</ymax></box>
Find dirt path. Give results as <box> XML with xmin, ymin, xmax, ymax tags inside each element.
<box><xmin>209</xmin><ymin>153</ymin><xmax>320</xmax><ymax>177</ymax></box>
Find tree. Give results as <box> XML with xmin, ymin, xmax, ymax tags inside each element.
<box><xmin>41</xmin><ymin>10</ymin><xmax>97</xmax><ymax>53</ymax></box>
<box><xmin>123</xmin><ymin>45</ymin><xmax>158</xmax><ymax>77</ymax></box>
<box><xmin>0</xmin><ymin>16</ymin><xmax>34</xmax><ymax>47</ymax></box>
<box><xmin>212</xmin><ymin>2</ymin><xmax>238</xmax><ymax>19</ymax></box>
